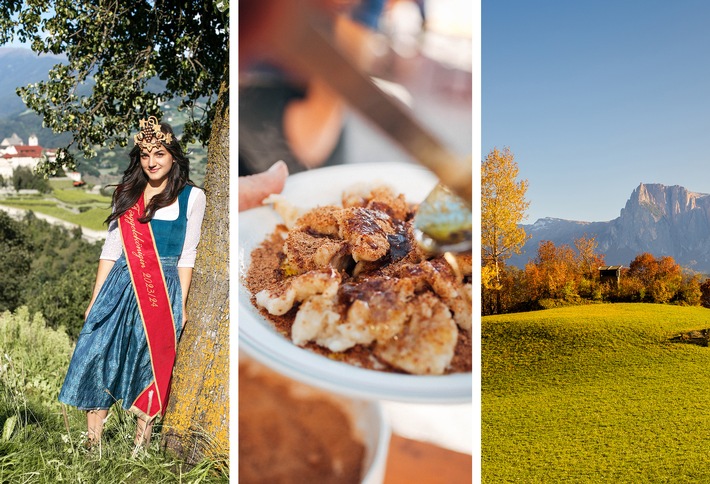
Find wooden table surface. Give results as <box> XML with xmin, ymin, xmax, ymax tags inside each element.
<box><xmin>384</xmin><ymin>434</ymin><xmax>472</xmax><ymax>484</ymax></box>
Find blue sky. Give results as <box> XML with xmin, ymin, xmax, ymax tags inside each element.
<box><xmin>483</xmin><ymin>0</ymin><xmax>710</xmax><ymax>223</ymax></box>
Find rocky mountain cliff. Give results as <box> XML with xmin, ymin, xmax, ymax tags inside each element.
<box><xmin>509</xmin><ymin>183</ymin><xmax>710</xmax><ymax>273</ymax></box>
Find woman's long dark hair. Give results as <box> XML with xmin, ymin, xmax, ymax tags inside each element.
<box><xmin>106</xmin><ymin>122</ymin><xmax>194</xmax><ymax>225</ymax></box>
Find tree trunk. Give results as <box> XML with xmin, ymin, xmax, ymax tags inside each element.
<box><xmin>162</xmin><ymin>80</ymin><xmax>229</xmax><ymax>466</ymax></box>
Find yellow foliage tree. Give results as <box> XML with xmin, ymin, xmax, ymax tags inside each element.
<box><xmin>481</xmin><ymin>147</ymin><xmax>530</xmax><ymax>313</ymax></box>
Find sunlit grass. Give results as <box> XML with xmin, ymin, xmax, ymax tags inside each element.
<box><xmin>48</xmin><ymin>180</ymin><xmax>77</xmax><ymax>190</ymax></box>
<box><xmin>483</xmin><ymin>303</ymin><xmax>710</xmax><ymax>482</ymax></box>
<box><xmin>52</xmin><ymin>189</ymin><xmax>112</xmax><ymax>206</ymax></box>
<box><xmin>0</xmin><ymin>200</ymin><xmax>110</xmax><ymax>232</ymax></box>
<box><xmin>0</xmin><ymin>308</ymin><xmax>228</xmax><ymax>483</ymax></box>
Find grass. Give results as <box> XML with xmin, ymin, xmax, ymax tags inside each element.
<box><xmin>0</xmin><ymin>307</ymin><xmax>228</xmax><ymax>482</ymax></box>
<box><xmin>49</xmin><ymin>180</ymin><xmax>79</xmax><ymax>190</ymax></box>
<box><xmin>0</xmin><ymin>184</ymin><xmax>112</xmax><ymax>232</ymax></box>
<box><xmin>0</xmin><ymin>199</ymin><xmax>110</xmax><ymax>231</ymax></box>
<box><xmin>52</xmin><ymin>189</ymin><xmax>112</xmax><ymax>206</ymax></box>
<box><xmin>482</xmin><ymin>303</ymin><xmax>710</xmax><ymax>483</ymax></box>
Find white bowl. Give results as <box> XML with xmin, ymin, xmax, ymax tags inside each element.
<box><xmin>238</xmin><ymin>162</ymin><xmax>472</xmax><ymax>403</ymax></box>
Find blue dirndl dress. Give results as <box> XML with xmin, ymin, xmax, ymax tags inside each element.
<box><xmin>59</xmin><ymin>186</ymin><xmax>193</xmax><ymax>413</ymax></box>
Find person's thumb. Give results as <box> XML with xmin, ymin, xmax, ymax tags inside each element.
<box><xmin>238</xmin><ymin>161</ymin><xmax>289</xmax><ymax>212</ymax></box>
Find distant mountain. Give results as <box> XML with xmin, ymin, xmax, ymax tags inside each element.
<box><xmin>510</xmin><ymin>183</ymin><xmax>710</xmax><ymax>273</ymax></box>
<box><xmin>0</xmin><ymin>47</ymin><xmax>212</xmax><ymax>183</ymax></box>
<box><xmin>0</xmin><ymin>47</ymin><xmax>65</xmax><ymax>118</ymax></box>
<box><xmin>0</xmin><ymin>47</ymin><xmax>72</xmax><ymax>146</ymax></box>
<box><xmin>0</xmin><ymin>47</ymin><xmax>167</xmax><ymax>145</ymax></box>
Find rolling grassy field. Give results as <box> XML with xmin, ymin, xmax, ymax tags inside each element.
<box><xmin>0</xmin><ymin>183</ymin><xmax>112</xmax><ymax>232</ymax></box>
<box><xmin>482</xmin><ymin>303</ymin><xmax>710</xmax><ymax>483</ymax></box>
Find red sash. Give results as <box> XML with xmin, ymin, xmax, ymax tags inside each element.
<box><xmin>118</xmin><ymin>196</ymin><xmax>177</xmax><ymax>419</ymax></box>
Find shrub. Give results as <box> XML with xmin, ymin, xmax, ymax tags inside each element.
<box><xmin>0</xmin><ymin>307</ymin><xmax>73</xmax><ymax>411</ymax></box>
<box><xmin>12</xmin><ymin>166</ymin><xmax>51</xmax><ymax>194</ymax></box>
<box><xmin>673</xmin><ymin>274</ymin><xmax>702</xmax><ymax>306</ymax></box>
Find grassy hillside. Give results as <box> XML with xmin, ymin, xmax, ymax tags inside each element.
<box><xmin>482</xmin><ymin>303</ymin><xmax>710</xmax><ymax>482</ymax></box>
<box><xmin>0</xmin><ymin>183</ymin><xmax>112</xmax><ymax>232</ymax></box>
<box><xmin>0</xmin><ymin>307</ymin><xmax>228</xmax><ymax>482</ymax></box>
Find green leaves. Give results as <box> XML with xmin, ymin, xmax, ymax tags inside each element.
<box><xmin>2</xmin><ymin>415</ymin><xmax>17</xmax><ymax>441</ymax></box>
<box><xmin>0</xmin><ymin>0</ymin><xmax>228</xmax><ymax>175</ymax></box>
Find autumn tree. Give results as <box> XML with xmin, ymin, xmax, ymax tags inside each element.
<box><xmin>481</xmin><ymin>147</ymin><xmax>530</xmax><ymax>313</ymax></box>
<box><xmin>520</xmin><ymin>236</ymin><xmax>606</xmax><ymax>306</ymax></box>
<box><xmin>482</xmin><ymin>264</ymin><xmax>528</xmax><ymax>315</ymax></box>
<box><xmin>575</xmin><ymin>235</ymin><xmax>605</xmax><ymax>279</ymax></box>
<box><xmin>574</xmin><ymin>235</ymin><xmax>605</xmax><ymax>299</ymax></box>
<box><xmin>524</xmin><ymin>240</ymin><xmax>579</xmax><ymax>301</ymax></box>
<box><xmin>0</xmin><ymin>0</ymin><xmax>229</xmax><ymax>464</ymax></box>
<box><xmin>626</xmin><ymin>253</ymin><xmax>682</xmax><ymax>303</ymax></box>
<box><xmin>699</xmin><ymin>278</ymin><xmax>710</xmax><ymax>308</ymax></box>
<box><xmin>674</xmin><ymin>273</ymin><xmax>701</xmax><ymax>306</ymax></box>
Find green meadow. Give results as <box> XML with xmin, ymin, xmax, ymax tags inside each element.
<box><xmin>0</xmin><ymin>307</ymin><xmax>227</xmax><ymax>482</ymax></box>
<box><xmin>482</xmin><ymin>303</ymin><xmax>710</xmax><ymax>483</ymax></box>
<box><xmin>0</xmin><ymin>182</ymin><xmax>112</xmax><ymax>232</ymax></box>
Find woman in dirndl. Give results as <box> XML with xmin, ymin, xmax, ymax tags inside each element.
<box><xmin>59</xmin><ymin>116</ymin><xmax>206</xmax><ymax>450</ymax></box>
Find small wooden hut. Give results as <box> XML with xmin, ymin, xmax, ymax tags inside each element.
<box><xmin>598</xmin><ymin>265</ymin><xmax>623</xmax><ymax>289</ymax></box>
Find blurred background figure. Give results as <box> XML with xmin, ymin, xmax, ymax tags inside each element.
<box><xmin>238</xmin><ymin>0</ymin><xmax>472</xmax><ymax>200</ymax></box>
<box><xmin>239</xmin><ymin>0</ymin><xmax>387</xmax><ymax>177</ymax></box>
<box><xmin>238</xmin><ymin>0</ymin><xmax>472</xmax><ymax>171</ymax></box>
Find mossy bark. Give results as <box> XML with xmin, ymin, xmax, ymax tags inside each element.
<box><xmin>162</xmin><ymin>79</ymin><xmax>229</xmax><ymax>466</ymax></box>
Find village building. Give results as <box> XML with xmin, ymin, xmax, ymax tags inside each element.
<box><xmin>0</xmin><ymin>133</ymin><xmax>23</xmax><ymax>146</ymax></box>
<box><xmin>0</xmin><ymin>133</ymin><xmax>57</xmax><ymax>180</ymax></box>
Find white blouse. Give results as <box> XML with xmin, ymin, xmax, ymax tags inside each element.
<box><xmin>99</xmin><ymin>187</ymin><xmax>207</xmax><ymax>268</ymax></box>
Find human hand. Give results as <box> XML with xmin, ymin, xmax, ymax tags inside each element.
<box><xmin>239</xmin><ymin>161</ymin><xmax>289</xmax><ymax>212</ymax></box>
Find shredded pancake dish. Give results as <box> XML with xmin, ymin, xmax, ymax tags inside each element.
<box><xmin>244</xmin><ymin>184</ymin><xmax>472</xmax><ymax>376</ymax></box>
